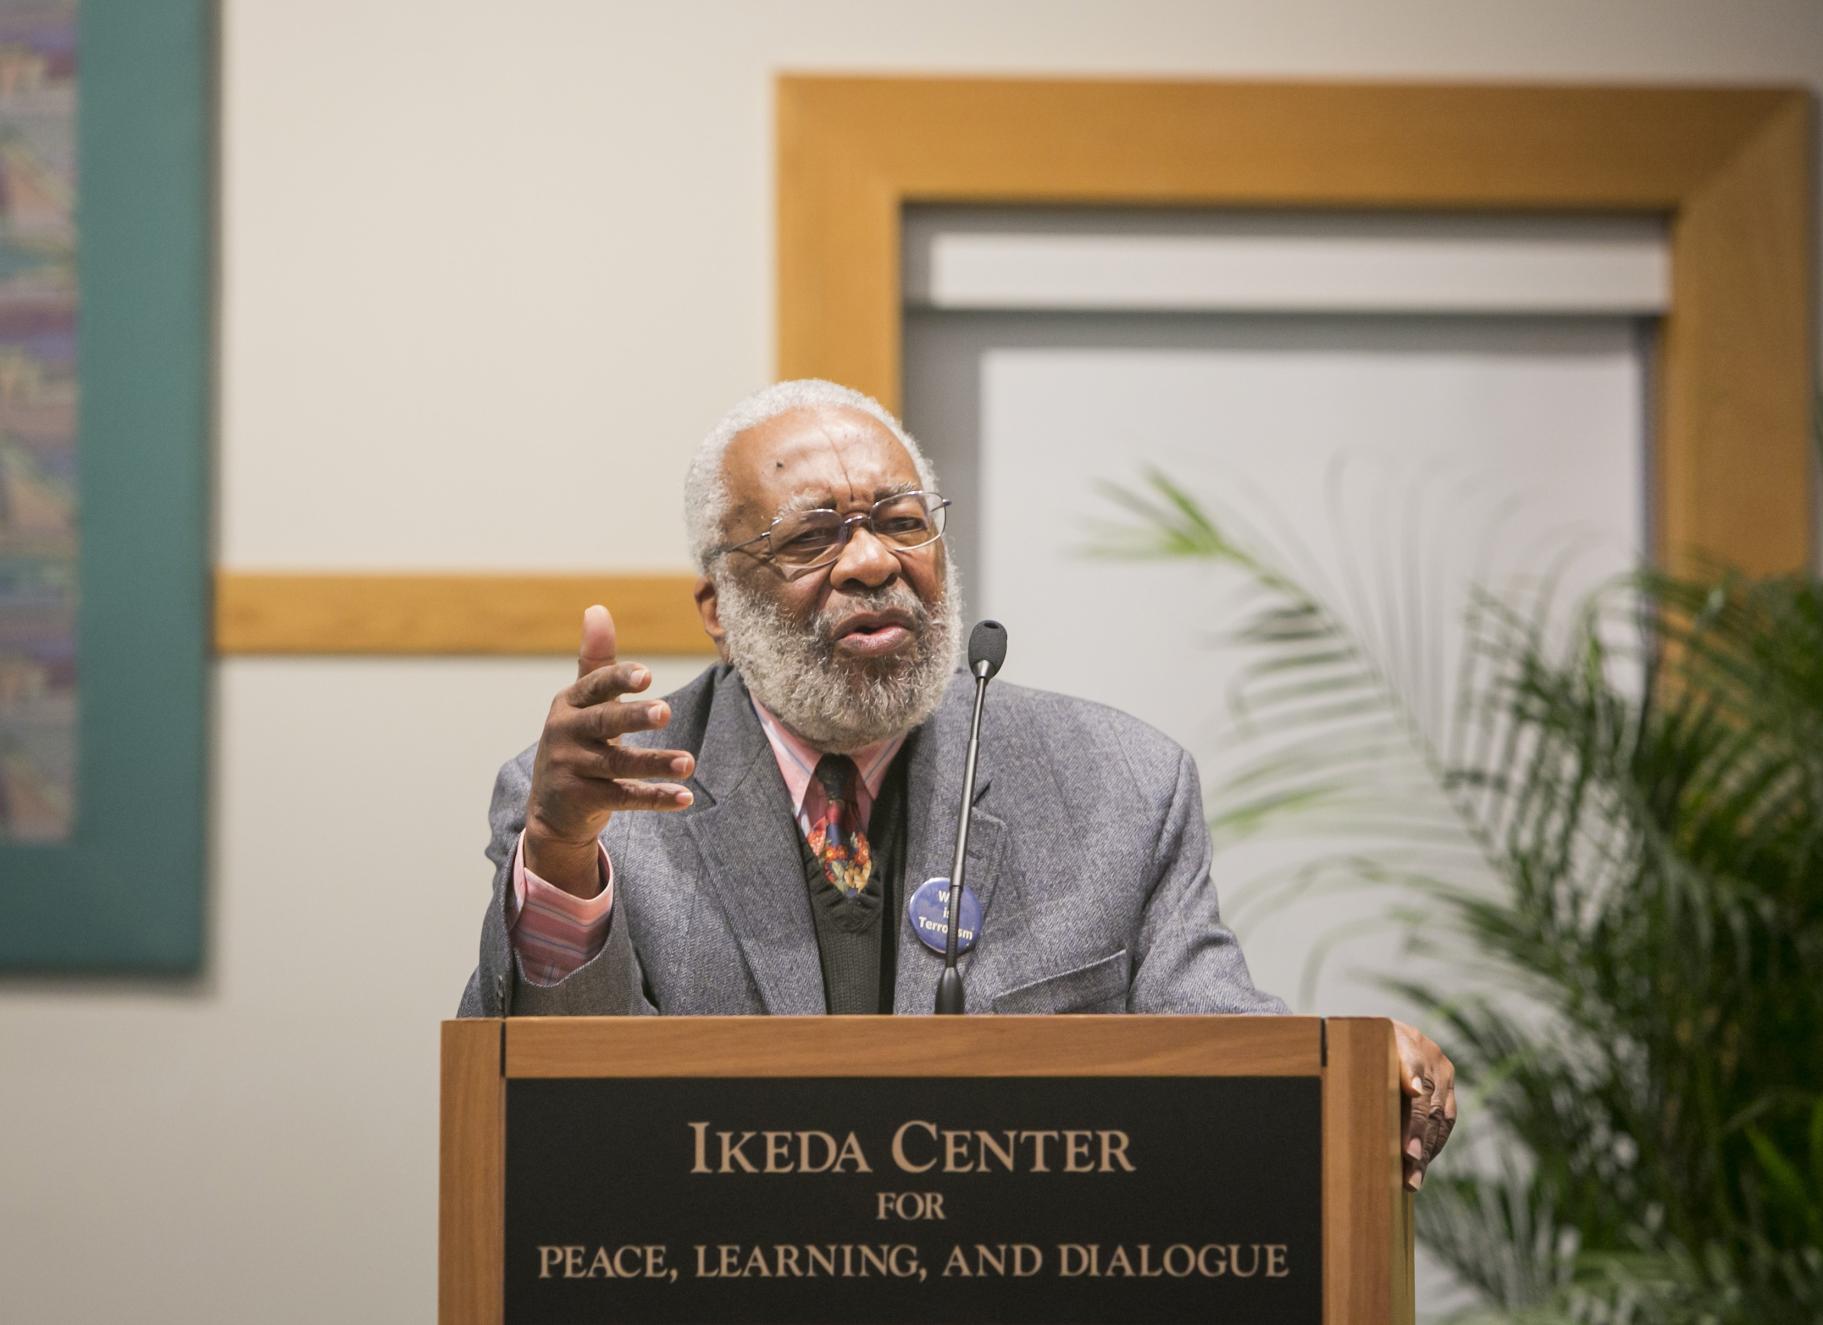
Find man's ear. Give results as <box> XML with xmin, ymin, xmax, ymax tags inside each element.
<box><xmin>694</xmin><ymin>574</ymin><xmax>730</xmax><ymax>661</ymax></box>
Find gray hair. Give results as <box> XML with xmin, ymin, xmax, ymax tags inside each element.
<box><xmin>682</xmin><ymin>378</ymin><xmax>940</xmax><ymax>572</ymax></box>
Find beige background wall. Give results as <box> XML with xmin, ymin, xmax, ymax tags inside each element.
<box><xmin>3</xmin><ymin>2</ymin><xmax>1821</xmax><ymax>1321</ymax></box>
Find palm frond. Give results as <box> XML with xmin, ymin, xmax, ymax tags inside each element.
<box><xmin>1098</xmin><ymin>470</ymin><xmax>1823</xmax><ymax>1322</ymax></box>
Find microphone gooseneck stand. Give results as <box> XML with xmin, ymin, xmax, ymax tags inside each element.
<box><xmin>935</xmin><ymin>620</ymin><xmax>1007</xmax><ymax>1015</ymax></box>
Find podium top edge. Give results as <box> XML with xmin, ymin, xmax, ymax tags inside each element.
<box><xmin>436</xmin><ymin>1015</ymin><xmax>1385</xmax><ymax>1081</ymax></box>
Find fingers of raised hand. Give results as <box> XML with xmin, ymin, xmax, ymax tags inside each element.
<box><xmin>598</xmin><ymin>778</ymin><xmax>695</xmax><ymax>812</ymax></box>
<box><xmin>577</xmin><ymin>604</ymin><xmax>618</xmax><ymax>680</ymax></box>
<box><xmin>569</xmin><ymin>661</ymin><xmax>651</xmax><ymax>708</ymax></box>
<box><xmin>571</xmin><ymin>742</ymin><xmax>694</xmax><ymax>784</ymax></box>
<box><xmin>542</xmin><ymin>744</ymin><xmax>693</xmax><ymax>813</ymax></box>
<box><xmin>573</xmin><ymin>697</ymin><xmax>671</xmax><ymax>745</ymax></box>
<box><xmin>541</xmin><ymin>683</ymin><xmax>688</xmax><ymax>804</ymax></box>
<box><xmin>550</xmin><ymin>708</ymin><xmax>690</xmax><ymax>801</ymax></box>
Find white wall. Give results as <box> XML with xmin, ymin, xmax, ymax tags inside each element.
<box><xmin>2</xmin><ymin>2</ymin><xmax>1821</xmax><ymax>1321</ymax></box>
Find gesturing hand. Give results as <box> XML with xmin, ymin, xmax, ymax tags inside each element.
<box><xmin>1393</xmin><ymin>1020</ymin><xmax>1457</xmax><ymax>1192</ymax></box>
<box><xmin>524</xmin><ymin>604</ymin><xmax>696</xmax><ymax>896</ymax></box>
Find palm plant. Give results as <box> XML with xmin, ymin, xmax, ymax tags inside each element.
<box><xmin>1098</xmin><ymin>472</ymin><xmax>1823</xmax><ymax>1323</ymax></box>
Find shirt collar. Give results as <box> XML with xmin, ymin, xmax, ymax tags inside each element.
<box><xmin>750</xmin><ymin>697</ymin><xmax>907</xmax><ymax>815</ymax></box>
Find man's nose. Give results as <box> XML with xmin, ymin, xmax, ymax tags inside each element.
<box><xmin>827</xmin><ymin>523</ymin><xmax>900</xmax><ymax>589</ymax></box>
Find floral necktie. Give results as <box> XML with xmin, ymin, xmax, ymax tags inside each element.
<box><xmin>808</xmin><ymin>754</ymin><xmax>872</xmax><ymax>897</ymax></box>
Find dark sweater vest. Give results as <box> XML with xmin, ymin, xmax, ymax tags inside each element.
<box><xmin>795</xmin><ymin>746</ymin><xmax>912</xmax><ymax>1014</ymax></box>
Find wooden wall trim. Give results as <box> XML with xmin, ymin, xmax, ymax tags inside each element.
<box><xmin>215</xmin><ymin>572</ymin><xmax>712</xmax><ymax>656</ymax></box>
<box><xmin>778</xmin><ymin>75</ymin><xmax>1815</xmax><ymax>578</ymax></box>
<box><xmin>1658</xmin><ymin>93</ymin><xmax>1816</xmax><ymax>573</ymax></box>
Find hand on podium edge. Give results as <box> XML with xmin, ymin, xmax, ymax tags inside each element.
<box><xmin>1394</xmin><ymin>1019</ymin><xmax>1457</xmax><ymax>1192</ymax></box>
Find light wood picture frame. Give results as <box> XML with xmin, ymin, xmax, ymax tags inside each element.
<box><xmin>777</xmin><ymin>75</ymin><xmax>1814</xmax><ymax>580</ymax></box>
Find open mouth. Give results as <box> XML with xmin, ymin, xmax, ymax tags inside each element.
<box><xmin>832</xmin><ymin>613</ymin><xmax>916</xmax><ymax>656</ymax></box>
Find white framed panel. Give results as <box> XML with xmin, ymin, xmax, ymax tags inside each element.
<box><xmin>904</xmin><ymin>310</ymin><xmax>1649</xmax><ymax>1019</ymax></box>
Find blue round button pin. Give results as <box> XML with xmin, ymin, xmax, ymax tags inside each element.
<box><xmin>907</xmin><ymin>876</ymin><xmax>982</xmax><ymax>956</ymax></box>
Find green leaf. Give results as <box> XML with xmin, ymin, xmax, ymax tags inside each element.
<box><xmin>1095</xmin><ymin>460</ymin><xmax>1823</xmax><ymax>1323</ymax></box>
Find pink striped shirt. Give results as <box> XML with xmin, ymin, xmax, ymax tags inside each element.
<box><xmin>507</xmin><ymin>698</ymin><xmax>907</xmax><ymax>987</ymax></box>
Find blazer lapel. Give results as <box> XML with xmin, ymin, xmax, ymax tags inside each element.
<box><xmin>894</xmin><ymin>677</ymin><xmax>1014</xmax><ymax>1014</ymax></box>
<box><xmin>682</xmin><ymin>676</ymin><xmax>827</xmax><ymax>1015</ymax></box>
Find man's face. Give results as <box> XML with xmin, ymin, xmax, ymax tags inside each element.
<box><xmin>698</xmin><ymin>404</ymin><xmax>961</xmax><ymax>750</ymax></box>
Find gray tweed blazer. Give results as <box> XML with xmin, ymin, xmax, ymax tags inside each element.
<box><xmin>458</xmin><ymin>664</ymin><xmax>1284</xmax><ymax>1018</ymax></box>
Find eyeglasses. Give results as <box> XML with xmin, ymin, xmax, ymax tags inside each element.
<box><xmin>714</xmin><ymin>490</ymin><xmax>952</xmax><ymax>572</ymax></box>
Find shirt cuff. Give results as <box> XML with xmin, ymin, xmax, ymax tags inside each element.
<box><xmin>508</xmin><ymin>829</ymin><xmax>615</xmax><ymax>987</ymax></box>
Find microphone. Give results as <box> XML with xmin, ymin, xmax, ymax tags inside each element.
<box><xmin>934</xmin><ymin>620</ymin><xmax>1008</xmax><ymax>1015</ymax></box>
<box><xmin>969</xmin><ymin>619</ymin><xmax>1007</xmax><ymax>680</ymax></box>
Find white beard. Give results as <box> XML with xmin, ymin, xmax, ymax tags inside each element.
<box><xmin>715</xmin><ymin>560</ymin><xmax>964</xmax><ymax>753</ymax></box>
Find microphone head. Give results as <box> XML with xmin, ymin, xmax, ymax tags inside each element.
<box><xmin>968</xmin><ymin>619</ymin><xmax>1007</xmax><ymax>679</ymax></box>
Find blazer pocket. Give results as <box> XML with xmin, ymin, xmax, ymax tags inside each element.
<box><xmin>989</xmin><ymin>949</ymin><xmax>1130</xmax><ymax>1015</ymax></box>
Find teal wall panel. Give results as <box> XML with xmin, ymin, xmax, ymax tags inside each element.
<box><xmin>0</xmin><ymin>0</ymin><xmax>211</xmax><ymax>971</ymax></box>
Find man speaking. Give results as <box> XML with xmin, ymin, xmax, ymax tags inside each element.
<box><xmin>460</xmin><ymin>378</ymin><xmax>1456</xmax><ymax>1188</ymax></box>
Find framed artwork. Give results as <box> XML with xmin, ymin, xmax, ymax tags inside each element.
<box><xmin>0</xmin><ymin>0</ymin><xmax>210</xmax><ymax>971</ymax></box>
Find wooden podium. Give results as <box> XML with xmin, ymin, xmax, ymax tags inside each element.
<box><xmin>441</xmin><ymin>1016</ymin><xmax>1414</xmax><ymax>1324</ymax></box>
